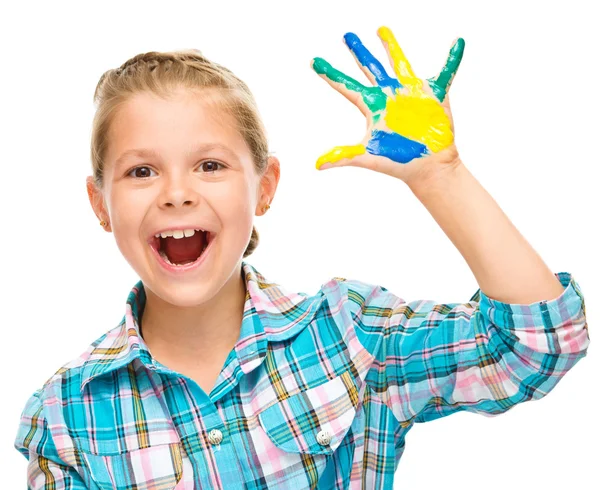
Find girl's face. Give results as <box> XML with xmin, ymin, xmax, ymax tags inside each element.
<box><xmin>87</xmin><ymin>88</ymin><xmax>278</xmax><ymax>307</ymax></box>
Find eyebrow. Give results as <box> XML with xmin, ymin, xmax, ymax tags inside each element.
<box><xmin>114</xmin><ymin>143</ymin><xmax>240</xmax><ymax>167</ymax></box>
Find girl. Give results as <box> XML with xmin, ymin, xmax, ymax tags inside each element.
<box><xmin>14</xmin><ymin>27</ymin><xmax>589</xmax><ymax>489</ymax></box>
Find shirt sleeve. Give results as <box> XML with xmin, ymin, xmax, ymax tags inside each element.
<box><xmin>351</xmin><ymin>271</ymin><xmax>590</xmax><ymax>424</ymax></box>
<box><xmin>14</xmin><ymin>390</ymin><xmax>88</xmax><ymax>489</ymax></box>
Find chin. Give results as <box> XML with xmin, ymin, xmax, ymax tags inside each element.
<box><xmin>151</xmin><ymin>280</ymin><xmax>224</xmax><ymax>308</ymax></box>
<box><xmin>134</xmin><ymin>249</ymin><xmax>244</xmax><ymax>308</ymax></box>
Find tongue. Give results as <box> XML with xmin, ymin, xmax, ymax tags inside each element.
<box><xmin>162</xmin><ymin>233</ymin><xmax>206</xmax><ymax>264</ymax></box>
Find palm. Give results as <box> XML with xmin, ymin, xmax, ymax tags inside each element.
<box><xmin>311</xmin><ymin>27</ymin><xmax>465</xmax><ymax>179</ymax></box>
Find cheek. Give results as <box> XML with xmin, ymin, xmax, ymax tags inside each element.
<box><xmin>111</xmin><ymin>217</ymin><xmax>143</xmax><ymax>256</ymax></box>
<box><xmin>214</xmin><ymin>189</ymin><xmax>256</xmax><ymax>244</ymax></box>
<box><xmin>216</xmin><ymin>185</ymin><xmax>256</xmax><ymax>220</ymax></box>
<box><xmin>221</xmin><ymin>204</ymin><xmax>254</xmax><ymax>236</ymax></box>
<box><xmin>107</xmin><ymin>192</ymin><xmax>147</xmax><ymax>250</ymax></box>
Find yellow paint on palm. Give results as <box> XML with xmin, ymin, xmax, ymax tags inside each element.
<box><xmin>316</xmin><ymin>144</ymin><xmax>366</xmax><ymax>168</ymax></box>
<box><xmin>384</xmin><ymin>89</ymin><xmax>453</xmax><ymax>152</ymax></box>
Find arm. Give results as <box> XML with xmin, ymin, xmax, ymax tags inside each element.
<box><xmin>408</xmin><ymin>161</ymin><xmax>566</xmax><ymax>304</ymax></box>
<box><xmin>341</xmin><ymin>270</ymin><xmax>588</xmax><ymax>424</ymax></box>
<box><xmin>14</xmin><ymin>391</ymin><xmax>88</xmax><ymax>489</ymax></box>
<box><xmin>312</xmin><ymin>26</ymin><xmax>589</xmax><ymax>423</ymax></box>
<box><xmin>311</xmin><ymin>27</ymin><xmax>571</xmax><ymax>305</ymax></box>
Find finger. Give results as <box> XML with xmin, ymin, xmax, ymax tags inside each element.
<box><xmin>311</xmin><ymin>57</ymin><xmax>387</xmax><ymax>115</ymax></box>
<box><xmin>429</xmin><ymin>37</ymin><xmax>465</xmax><ymax>102</ymax></box>
<box><xmin>377</xmin><ymin>26</ymin><xmax>419</xmax><ymax>84</ymax></box>
<box><xmin>318</xmin><ymin>151</ymin><xmax>390</xmax><ymax>173</ymax></box>
<box><xmin>343</xmin><ymin>32</ymin><xmax>401</xmax><ymax>92</ymax></box>
<box><xmin>312</xmin><ymin>57</ymin><xmax>370</xmax><ymax>98</ymax></box>
<box><xmin>315</xmin><ymin>144</ymin><xmax>366</xmax><ymax>169</ymax></box>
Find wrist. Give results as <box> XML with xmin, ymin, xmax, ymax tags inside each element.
<box><xmin>406</xmin><ymin>156</ymin><xmax>467</xmax><ymax>198</ymax></box>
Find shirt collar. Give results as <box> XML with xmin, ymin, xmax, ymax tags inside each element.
<box><xmin>80</xmin><ymin>261</ymin><xmax>323</xmax><ymax>393</ymax></box>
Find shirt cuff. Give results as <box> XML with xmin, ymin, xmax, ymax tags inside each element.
<box><xmin>470</xmin><ymin>272</ymin><xmax>589</xmax><ymax>354</ymax></box>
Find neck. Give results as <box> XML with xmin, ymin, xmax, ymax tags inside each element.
<box><xmin>139</xmin><ymin>263</ymin><xmax>247</xmax><ymax>365</ymax></box>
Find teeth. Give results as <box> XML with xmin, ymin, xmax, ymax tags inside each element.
<box><xmin>155</xmin><ymin>228</ymin><xmax>204</xmax><ymax>239</ymax></box>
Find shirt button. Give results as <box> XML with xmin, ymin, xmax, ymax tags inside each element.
<box><xmin>316</xmin><ymin>430</ymin><xmax>332</xmax><ymax>446</ymax></box>
<box><xmin>208</xmin><ymin>429</ymin><xmax>223</xmax><ymax>445</ymax></box>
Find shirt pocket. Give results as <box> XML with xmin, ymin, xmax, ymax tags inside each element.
<box><xmin>257</xmin><ymin>369</ymin><xmax>360</xmax><ymax>456</ymax></box>
<box><xmin>80</xmin><ymin>442</ymin><xmax>184</xmax><ymax>490</ymax></box>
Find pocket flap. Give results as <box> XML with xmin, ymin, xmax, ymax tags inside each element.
<box><xmin>257</xmin><ymin>370</ymin><xmax>360</xmax><ymax>455</ymax></box>
<box><xmin>81</xmin><ymin>442</ymin><xmax>184</xmax><ymax>490</ymax></box>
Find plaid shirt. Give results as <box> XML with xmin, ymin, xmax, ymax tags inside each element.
<box><xmin>15</xmin><ymin>261</ymin><xmax>589</xmax><ymax>489</ymax></box>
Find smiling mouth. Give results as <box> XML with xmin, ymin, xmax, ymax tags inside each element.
<box><xmin>149</xmin><ymin>231</ymin><xmax>212</xmax><ymax>266</ymax></box>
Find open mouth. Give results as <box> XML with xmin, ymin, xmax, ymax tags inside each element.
<box><xmin>149</xmin><ymin>230</ymin><xmax>213</xmax><ymax>267</ymax></box>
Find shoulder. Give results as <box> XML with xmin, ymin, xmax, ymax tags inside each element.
<box><xmin>314</xmin><ymin>275</ymin><xmax>404</xmax><ymax>365</ymax></box>
<box><xmin>318</xmin><ymin>274</ymin><xmax>404</xmax><ymax>319</ymax></box>
<box><xmin>19</xmin><ymin>322</ymin><xmax>122</xmax><ymax>408</ymax></box>
<box><xmin>14</xmin><ymin>324</ymin><xmax>121</xmax><ymax>460</ymax></box>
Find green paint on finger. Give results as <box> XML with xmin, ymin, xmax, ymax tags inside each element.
<box><xmin>312</xmin><ymin>57</ymin><xmax>388</xmax><ymax>113</ymax></box>
<box><xmin>428</xmin><ymin>38</ymin><xmax>465</xmax><ymax>102</ymax></box>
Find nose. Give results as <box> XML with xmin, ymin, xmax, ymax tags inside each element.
<box><xmin>158</xmin><ymin>172</ymin><xmax>198</xmax><ymax>209</ymax></box>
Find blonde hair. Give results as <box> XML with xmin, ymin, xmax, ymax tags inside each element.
<box><xmin>90</xmin><ymin>49</ymin><xmax>270</xmax><ymax>258</ymax></box>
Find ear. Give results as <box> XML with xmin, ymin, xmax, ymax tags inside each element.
<box><xmin>256</xmin><ymin>155</ymin><xmax>281</xmax><ymax>215</ymax></box>
<box><xmin>86</xmin><ymin>176</ymin><xmax>112</xmax><ymax>232</ymax></box>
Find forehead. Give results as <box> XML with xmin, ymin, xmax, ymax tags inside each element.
<box><xmin>106</xmin><ymin>89</ymin><xmax>250</xmax><ymax>163</ymax></box>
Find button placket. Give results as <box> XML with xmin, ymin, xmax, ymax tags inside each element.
<box><xmin>208</xmin><ymin>428</ymin><xmax>223</xmax><ymax>445</ymax></box>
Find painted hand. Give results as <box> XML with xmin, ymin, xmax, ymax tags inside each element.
<box><xmin>311</xmin><ymin>27</ymin><xmax>465</xmax><ymax>184</ymax></box>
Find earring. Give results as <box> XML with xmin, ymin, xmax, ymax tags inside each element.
<box><xmin>263</xmin><ymin>203</ymin><xmax>270</xmax><ymax>213</ymax></box>
<box><xmin>99</xmin><ymin>220</ymin><xmax>107</xmax><ymax>227</ymax></box>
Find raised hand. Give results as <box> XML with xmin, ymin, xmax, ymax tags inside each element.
<box><xmin>311</xmin><ymin>27</ymin><xmax>465</xmax><ymax>184</ymax></box>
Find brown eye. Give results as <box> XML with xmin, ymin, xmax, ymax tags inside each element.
<box><xmin>127</xmin><ymin>166</ymin><xmax>156</xmax><ymax>178</ymax></box>
<box><xmin>200</xmin><ymin>160</ymin><xmax>225</xmax><ymax>173</ymax></box>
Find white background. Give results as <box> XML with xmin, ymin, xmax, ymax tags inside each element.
<box><xmin>2</xmin><ymin>0</ymin><xmax>598</xmax><ymax>487</ymax></box>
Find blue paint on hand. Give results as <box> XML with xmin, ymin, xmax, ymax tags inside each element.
<box><xmin>344</xmin><ymin>32</ymin><xmax>402</xmax><ymax>92</ymax></box>
<box><xmin>366</xmin><ymin>129</ymin><xmax>428</xmax><ymax>163</ymax></box>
